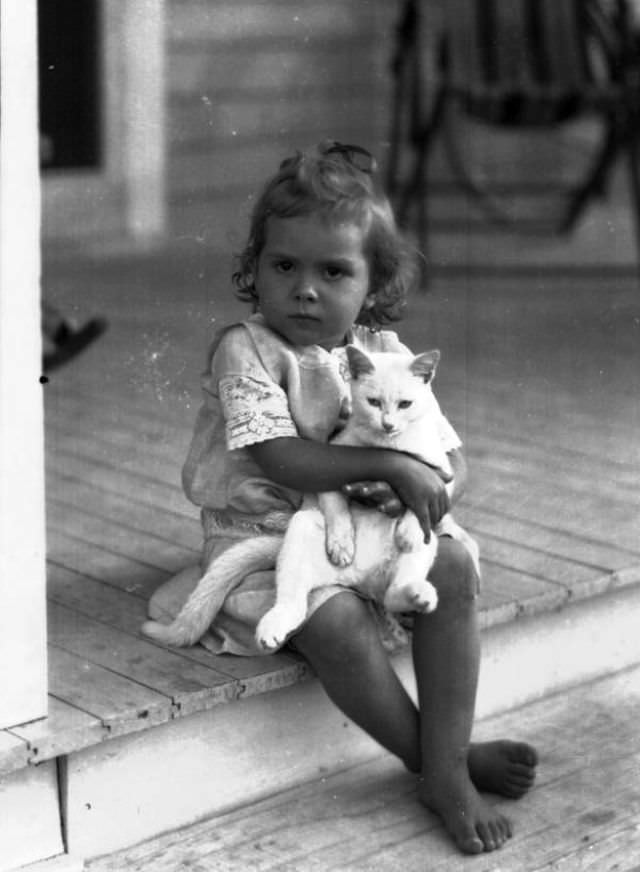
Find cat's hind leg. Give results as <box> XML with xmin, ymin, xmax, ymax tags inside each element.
<box><xmin>393</xmin><ymin>509</ymin><xmax>425</xmax><ymax>553</ymax></box>
<box><xmin>384</xmin><ymin>542</ymin><xmax>439</xmax><ymax>614</ymax></box>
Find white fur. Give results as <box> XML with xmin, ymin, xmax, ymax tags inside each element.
<box><xmin>141</xmin><ymin>535</ymin><xmax>281</xmax><ymax>646</ymax></box>
<box><xmin>142</xmin><ymin>347</ymin><xmax>480</xmax><ymax>650</ymax></box>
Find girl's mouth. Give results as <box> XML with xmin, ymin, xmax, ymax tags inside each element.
<box><xmin>289</xmin><ymin>313</ymin><xmax>320</xmax><ymax>323</ymax></box>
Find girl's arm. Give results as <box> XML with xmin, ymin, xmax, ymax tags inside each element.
<box><xmin>343</xmin><ymin>448</ymin><xmax>467</xmax><ymax>516</ymax></box>
<box><xmin>247</xmin><ymin>437</ymin><xmax>450</xmax><ymax>538</ymax></box>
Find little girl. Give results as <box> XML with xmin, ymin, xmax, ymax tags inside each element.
<box><xmin>149</xmin><ymin>141</ymin><xmax>538</xmax><ymax>855</ymax></box>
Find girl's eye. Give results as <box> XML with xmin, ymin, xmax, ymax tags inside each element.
<box><xmin>275</xmin><ymin>260</ymin><xmax>294</xmax><ymax>273</ymax></box>
<box><xmin>398</xmin><ymin>400</ymin><xmax>413</xmax><ymax>410</ymax></box>
<box><xmin>325</xmin><ymin>265</ymin><xmax>345</xmax><ymax>280</ymax></box>
<box><xmin>367</xmin><ymin>398</ymin><xmax>382</xmax><ymax>408</ymax></box>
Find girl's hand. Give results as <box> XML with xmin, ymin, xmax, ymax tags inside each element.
<box><xmin>387</xmin><ymin>456</ymin><xmax>451</xmax><ymax>540</ymax></box>
<box><xmin>342</xmin><ymin>481</ymin><xmax>404</xmax><ymax>517</ymax></box>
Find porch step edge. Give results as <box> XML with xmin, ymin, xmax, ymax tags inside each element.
<box><xmin>3</xmin><ymin>566</ymin><xmax>639</xmax><ymax>779</ymax></box>
<box><xmin>60</xmin><ymin>582</ymin><xmax>640</xmax><ymax>859</ymax></box>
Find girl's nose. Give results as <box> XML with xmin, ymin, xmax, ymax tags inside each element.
<box><xmin>293</xmin><ymin>277</ymin><xmax>318</xmax><ymax>302</ymax></box>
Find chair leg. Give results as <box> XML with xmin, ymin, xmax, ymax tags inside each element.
<box><xmin>408</xmin><ymin>89</ymin><xmax>447</xmax><ymax>270</ymax></box>
<box><xmin>625</xmin><ymin>131</ymin><xmax>640</xmax><ymax>274</ymax></box>
<box><xmin>386</xmin><ymin>0</ymin><xmax>420</xmax><ymax>198</ymax></box>
<box><xmin>386</xmin><ymin>62</ymin><xmax>408</xmax><ymax>199</ymax></box>
<box><xmin>563</xmin><ymin>121</ymin><xmax>620</xmax><ymax>233</ymax></box>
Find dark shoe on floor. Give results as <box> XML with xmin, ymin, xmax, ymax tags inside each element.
<box><xmin>43</xmin><ymin>317</ymin><xmax>108</xmax><ymax>372</ymax></box>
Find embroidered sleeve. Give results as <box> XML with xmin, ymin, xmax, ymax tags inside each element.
<box><xmin>219</xmin><ymin>374</ymin><xmax>298</xmax><ymax>450</ymax></box>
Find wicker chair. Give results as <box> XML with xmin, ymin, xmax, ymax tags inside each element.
<box><xmin>386</xmin><ymin>0</ymin><xmax>640</xmax><ymax>262</ymax></box>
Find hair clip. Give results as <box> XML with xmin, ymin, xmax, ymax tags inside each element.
<box><xmin>278</xmin><ymin>142</ymin><xmax>377</xmax><ymax>175</ymax></box>
<box><xmin>321</xmin><ymin>141</ymin><xmax>377</xmax><ymax>174</ymax></box>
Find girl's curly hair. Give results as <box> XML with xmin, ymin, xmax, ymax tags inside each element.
<box><xmin>232</xmin><ymin>142</ymin><xmax>419</xmax><ymax>327</ymax></box>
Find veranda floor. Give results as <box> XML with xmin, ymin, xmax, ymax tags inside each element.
<box><xmin>86</xmin><ymin>664</ymin><xmax>640</xmax><ymax>872</ymax></box>
<box><xmin>2</xmin><ymin>247</ymin><xmax>639</xmax><ymax>773</ymax></box>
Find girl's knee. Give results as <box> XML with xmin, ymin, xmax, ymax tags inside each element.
<box><xmin>430</xmin><ymin>537</ymin><xmax>479</xmax><ymax>603</ymax></box>
<box><xmin>292</xmin><ymin>591</ymin><xmax>380</xmax><ymax>666</ymax></box>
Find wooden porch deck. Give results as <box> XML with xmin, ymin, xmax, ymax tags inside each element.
<box><xmin>86</xmin><ymin>663</ymin><xmax>640</xmax><ymax>872</ymax></box>
<box><xmin>2</xmin><ymin>248</ymin><xmax>640</xmax><ymax>776</ymax></box>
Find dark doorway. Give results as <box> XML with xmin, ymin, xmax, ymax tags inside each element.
<box><xmin>38</xmin><ymin>0</ymin><xmax>101</xmax><ymax>170</ymax></box>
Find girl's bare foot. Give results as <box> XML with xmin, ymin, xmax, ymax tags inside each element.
<box><xmin>469</xmin><ymin>739</ymin><xmax>538</xmax><ymax>798</ymax></box>
<box><xmin>418</xmin><ymin>742</ymin><xmax>537</xmax><ymax>853</ymax></box>
<box><xmin>419</xmin><ymin>768</ymin><xmax>513</xmax><ymax>854</ymax></box>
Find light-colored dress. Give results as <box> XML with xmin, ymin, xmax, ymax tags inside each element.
<box><xmin>148</xmin><ymin>313</ymin><xmax>461</xmax><ymax>655</ymax></box>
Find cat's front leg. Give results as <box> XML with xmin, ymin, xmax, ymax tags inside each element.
<box><xmin>318</xmin><ymin>491</ymin><xmax>355</xmax><ymax>566</ymax></box>
<box><xmin>394</xmin><ymin>509</ymin><xmax>424</xmax><ymax>552</ymax></box>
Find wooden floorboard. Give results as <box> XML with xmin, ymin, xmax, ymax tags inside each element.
<box><xmin>47</xmin><ymin>563</ymin><xmax>308</xmax><ymax>686</ymax></box>
<box><xmin>46</xmin><ymin>530</ymin><xmax>172</xmax><ymax>599</ymax></box>
<box><xmin>48</xmin><ymin>601</ymin><xmax>239</xmax><ymax>709</ymax></box>
<box><xmin>48</xmin><ymin>645</ymin><xmax>175</xmax><ymax>736</ymax></box>
<box><xmin>463</xmin><ymin>506</ymin><xmax>637</xmax><ymax>571</ymax></box>
<box><xmin>86</xmin><ymin>665</ymin><xmax>640</xmax><ymax>872</ymax></box>
<box><xmin>47</xmin><ymin>498</ymin><xmax>199</xmax><ymax>571</ymax></box>
<box><xmin>46</xmin><ymin>470</ymin><xmax>202</xmax><ymax>547</ymax></box>
<box><xmin>5</xmin><ymin>250</ymin><xmax>638</xmax><ymax>774</ymax></box>
<box><xmin>9</xmin><ymin>696</ymin><xmax>106</xmax><ymax>764</ymax></box>
<box><xmin>0</xmin><ymin>730</ymin><xmax>30</xmax><ymax>774</ymax></box>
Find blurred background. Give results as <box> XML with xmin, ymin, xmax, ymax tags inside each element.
<box><xmin>39</xmin><ymin>0</ymin><xmax>639</xmax><ymax>272</ymax></box>
<box><xmin>2</xmin><ymin>5</ymin><xmax>638</xmax><ymax>866</ymax></box>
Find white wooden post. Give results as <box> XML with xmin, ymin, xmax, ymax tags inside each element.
<box><xmin>122</xmin><ymin>0</ymin><xmax>167</xmax><ymax>239</ymax></box>
<box><xmin>0</xmin><ymin>1</ymin><xmax>48</xmax><ymax>727</ymax></box>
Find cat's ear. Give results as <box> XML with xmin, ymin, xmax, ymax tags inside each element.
<box><xmin>346</xmin><ymin>345</ymin><xmax>375</xmax><ymax>379</ymax></box>
<box><xmin>411</xmin><ymin>350</ymin><xmax>440</xmax><ymax>383</ymax></box>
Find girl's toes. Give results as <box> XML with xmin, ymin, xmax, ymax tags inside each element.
<box><xmin>511</xmin><ymin>741</ymin><xmax>539</xmax><ymax>768</ymax></box>
<box><xmin>456</xmin><ymin>826</ymin><xmax>485</xmax><ymax>855</ymax></box>
<box><xmin>504</xmin><ymin>774</ymin><xmax>535</xmax><ymax>798</ymax></box>
<box><xmin>477</xmin><ymin>818</ymin><xmax>510</xmax><ymax>852</ymax></box>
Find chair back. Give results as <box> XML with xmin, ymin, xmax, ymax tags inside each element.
<box><xmin>444</xmin><ymin>0</ymin><xmax>620</xmax><ymax>125</ymax></box>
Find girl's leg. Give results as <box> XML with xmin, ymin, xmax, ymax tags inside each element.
<box><xmin>292</xmin><ymin>555</ymin><xmax>538</xmax><ymax>856</ymax></box>
<box><xmin>292</xmin><ymin>591</ymin><xmax>422</xmax><ymax>772</ymax></box>
<box><xmin>413</xmin><ymin>537</ymin><xmax>537</xmax><ymax>854</ymax></box>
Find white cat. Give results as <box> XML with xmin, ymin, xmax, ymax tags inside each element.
<box><xmin>142</xmin><ymin>346</ymin><xmax>479</xmax><ymax>650</ymax></box>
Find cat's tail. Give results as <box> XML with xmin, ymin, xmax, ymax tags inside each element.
<box><xmin>141</xmin><ymin>535</ymin><xmax>283</xmax><ymax>647</ymax></box>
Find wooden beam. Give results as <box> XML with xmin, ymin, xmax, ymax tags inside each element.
<box><xmin>121</xmin><ymin>0</ymin><xmax>167</xmax><ymax>239</ymax></box>
<box><xmin>0</xmin><ymin>1</ymin><xmax>48</xmax><ymax>727</ymax></box>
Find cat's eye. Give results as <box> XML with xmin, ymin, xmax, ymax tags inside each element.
<box><xmin>398</xmin><ymin>400</ymin><xmax>413</xmax><ymax>409</ymax></box>
<box><xmin>367</xmin><ymin>398</ymin><xmax>382</xmax><ymax>408</ymax></box>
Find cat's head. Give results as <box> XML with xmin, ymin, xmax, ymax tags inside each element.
<box><xmin>345</xmin><ymin>345</ymin><xmax>440</xmax><ymax>437</ymax></box>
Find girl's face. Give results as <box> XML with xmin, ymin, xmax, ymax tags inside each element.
<box><xmin>254</xmin><ymin>213</ymin><xmax>375</xmax><ymax>350</ymax></box>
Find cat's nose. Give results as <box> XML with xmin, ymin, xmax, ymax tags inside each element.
<box><xmin>382</xmin><ymin>419</ymin><xmax>396</xmax><ymax>433</ymax></box>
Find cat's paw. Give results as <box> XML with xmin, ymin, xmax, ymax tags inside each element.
<box><xmin>255</xmin><ymin>606</ymin><xmax>297</xmax><ymax>651</ymax></box>
<box><xmin>410</xmin><ymin>580</ymin><xmax>438</xmax><ymax>614</ymax></box>
<box><xmin>394</xmin><ymin>512</ymin><xmax>422</xmax><ymax>552</ymax></box>
<box><xmin>386</xmin><ymin>579</ymin><xmax>438</xmax><ymax>614</ymax></box>
<box><xmin>326</xmin><ymin>538</ymin><xmax>355</xmax><ymax>567</ymax></box>
<box><xmin>325</xmin><ymin>521</ymin><xmax>355</xmax><ymax>566</ymax></box>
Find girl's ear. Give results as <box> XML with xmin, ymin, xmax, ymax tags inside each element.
<box><xmin>346</xmin><ymin>345</ymin><xmax>375</xmax><ymax>379</ymax></box>
<box><xmin>411</xmin><ymin>350</ymin><xmax>440</xmax><ymax>383</ymax></box>
<box><xmin>362</xmin><ymin>292</ymin><xmax>376</xmax><ymax>310</ymax></box>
